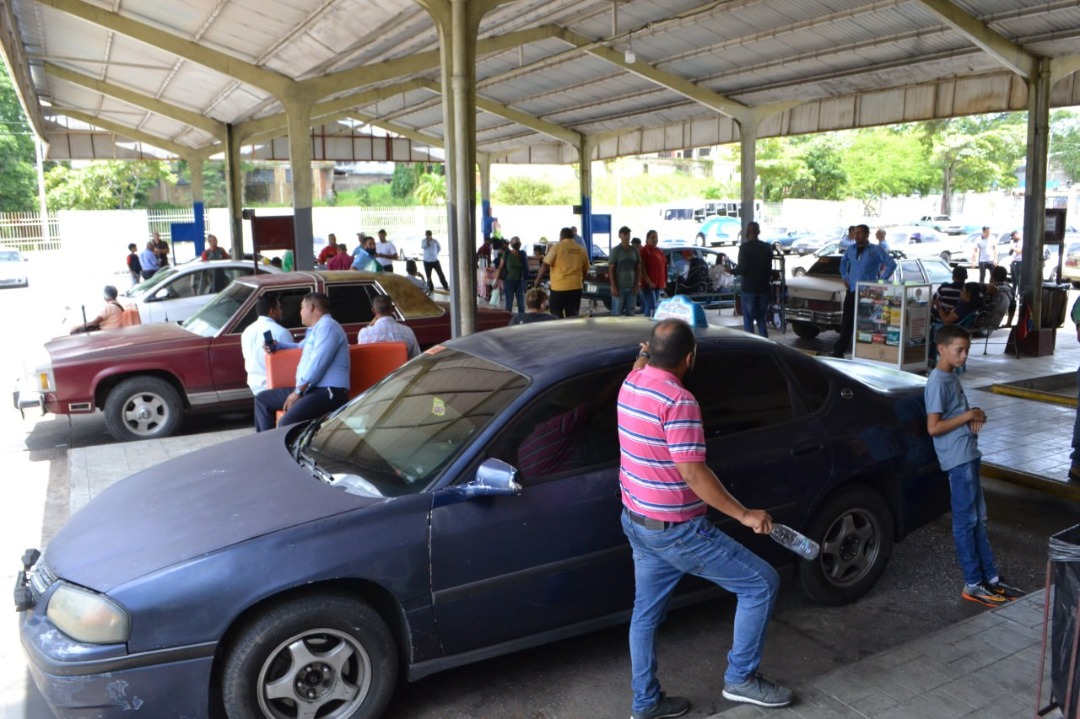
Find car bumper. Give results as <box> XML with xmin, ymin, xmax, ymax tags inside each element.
<box><xmin>785</xmin><ymin>307</ymin><xmax>843</xmax><ymax>327</ymax></box>
<box><xmin>20</xmin><ymin>609</ymin><xmax>214</xmax><ymax>718</ymax></box>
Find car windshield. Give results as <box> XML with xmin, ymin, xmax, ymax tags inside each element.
<box><xmin>126</xmin><ymin>265</ymin><xmax>179</xmax><ymax>298</ymax></box>
<box><xmin>302</xmin><ymin>349</ymin><xmax>529</xmax><ymax>497</ymax></box>
<box><xmin>182</xmin><ymin>282</ymin><xmax>255</xmax><ymax>337</ymax></box>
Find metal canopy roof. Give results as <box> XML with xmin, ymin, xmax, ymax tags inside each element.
<box><xmin>4</xmin><ymin>0</ymin><xmax>1080</xmax><ymax>163</ymax></box>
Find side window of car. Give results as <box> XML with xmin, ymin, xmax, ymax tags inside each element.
<box><xmin>327</xmin><ymin>284</ymin><xmax>375</xmax><ymax>325</ymax></box>
<box><xmin>686</xmin><ymin>351</ymin><xmax>794</xmax><ymax>436</ymax></box>
<box><xmin>170</xmin><ymin>271</ymin><xmax>204</xmax><ymax>299</ymax></box>
<box><xmin>229</xmin><ymin>287</ymin><xmax>311</xmax><ymax>334</ymax></box>
<box><xmin>899</xmin><ymin>260</ymin><xmax>922</xmax><ymax>283</ymax></box>
<box><xmin>486</xmin><ymin>369</ymin><xmax>624</xmax><ymax>485</ymax></box>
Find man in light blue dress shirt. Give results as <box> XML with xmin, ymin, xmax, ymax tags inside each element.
<box><xmin>254</xmin><ymin>292</ymin><xmax>350</xmax><ymax>432</ymax></box>
<box><xmin>831</xmin><ymin>224</ymin><xmax>897</xmax><ymax>357</ymax></box>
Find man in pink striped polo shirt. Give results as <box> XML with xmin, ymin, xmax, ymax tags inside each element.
<box><xmin>617</xmin><ymin>319</ymin><xmax>793</xmax><ymax>718</ymax></box>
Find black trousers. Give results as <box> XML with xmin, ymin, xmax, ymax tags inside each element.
<box><xmin>834</xmin><ymin>289</ymin><xmax>856</xmax><ymax>355</ymax></box>
<box><xmin>549</xmin><ymin>288</ymin><xmax>583</xmax><ymax>318</ymax></box>
<box><xmin>978</xmin><ymin>261</ymin><xmax>994</xmax><ymax>283</ymax></box>
<box><xmin>424</xmin><ymin>260</ymin><xmax>449</xmax><ymax>290</ymax></box>
<box><xmin>254</xmin><ymin>386</ymin><xmax>348</xmax><ymax>432</ymax></box>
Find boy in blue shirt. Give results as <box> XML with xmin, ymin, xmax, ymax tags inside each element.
<box><xmin>925</xmin><ymin>324</ymin><xmax>1022</xmax><ymax>606</ymax></box>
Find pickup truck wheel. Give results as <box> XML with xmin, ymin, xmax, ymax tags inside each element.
<box><xmin>792</xmin><ymin>267</ymin><xmax>806</xmax><ymax>277</ymax></box>
<box><xmin>790</xmin><ymin>321</ymin><xmax>820</xmax><ymax>339</ymax></box>
<box><xmin>104</xmin><ymin>376</ymin><xmax>183</xmax><ymax>441</ymax></box>
<box><xmin>695</xmin><ymin>232</ymin><xmax>706</xmax><ymax>246</ymax></box>
<box><xmin>798</xmin><ymin>485</ymin><xmax>894</xmax><ymax>605</ymax></box>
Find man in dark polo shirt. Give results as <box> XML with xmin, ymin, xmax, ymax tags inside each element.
<box><xmin>617</xmin><ymin>319</ymin><xmax>793</xmax><ymax>718</ymax></box>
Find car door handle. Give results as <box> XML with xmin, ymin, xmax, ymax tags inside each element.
<box><xmin>791</xmin><ymin>444</ymin><xmax>823</xmax><ymax>458</ymax></box>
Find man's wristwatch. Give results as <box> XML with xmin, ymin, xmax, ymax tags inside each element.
<box><xmin>293</xmin><ymin>388</ymin><xmax>304</xmax><ymax>396</ymax></box>
<box><xmin>638</xmin><ymin>350</ymin><xmax>650</xmax><ymax>359</ymax></box>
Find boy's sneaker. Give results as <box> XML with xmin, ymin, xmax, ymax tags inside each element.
<box><xmin>962</xmin><ymin>582</ymin><xmax>1009</xmax><ymax>607</ymax></box>
<box><xmin>631</xmin><ymin>693</ymin><xmax>690</xmax><ymax>719</ymax></box>
<box><xmin>989</xmin><ymin>579</ymin><xmax>1024</xmax><ymax>600</ymax></box>
<box><xmin>722</xmin><ymin>674</ymin><xmax>794</xmax><ymax>708</ymax></box>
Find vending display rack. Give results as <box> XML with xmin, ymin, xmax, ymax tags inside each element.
<box><xmin>852</xmin><ymin>281</ymin><xmax>931</xmax><ymax>372</ymax></box>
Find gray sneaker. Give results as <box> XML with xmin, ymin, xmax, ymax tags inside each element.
<box><xmin>631</xmin><ymin>693</ymin><xmax>690</xmax><ymax>719</ymax></box>
<box><xmin>722</xmin><ymin>674</ymin><xmax>794</xmax><ymax>708</ymax></box>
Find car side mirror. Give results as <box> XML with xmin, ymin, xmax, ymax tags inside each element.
<box><xmin>435</xmin><ymin>458</ymin><xmax>522</xmax><ymax>507</ymax></box>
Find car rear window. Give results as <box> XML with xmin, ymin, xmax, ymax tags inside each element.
<box><xmin>808</xmin><ymin>257</ymin><xmax>842</xmax><ymax>276</ymax></box>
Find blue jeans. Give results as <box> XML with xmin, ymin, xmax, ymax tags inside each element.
<box><xmin>621</xmin><ymin>512</ymin><xmax>779</xmax><ymax>713</ymax></box>
<box><xmin>741</xmin><ymin>291</ymin><xmax>770</xmax><ymax>338</ymax></box>
<box><xmin>947</xmin><ymin>458</ymin><xmax>999</xmax><ymax>586</ymax></box>
<box><xmin>640</xmin><ymin>288</ymin><xmax>660</xmax><ymax>317</ymax></box>
<box><xmin>1072</xmin><ymin>366</ymin><xmax>1080</xmax><ymax>466</ymax></box>
<box><xmin>612</xmin><ymin>288</ymin><xmax>639</xmax><ymax>316</ymax></box>
<box><xmin>504</xmin><ymin>278</ymin><xmax>526</xmax><ymax>313</ymax></box>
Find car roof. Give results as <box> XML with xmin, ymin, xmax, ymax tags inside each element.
<box><xmin>234</xmin><ymin>270</ymin><xmax>445</xmax><ymax>318</ymax></box>
<box><xmin>439</xmin><ymin>318</ymin><xmax>770</xmax><ymax>383</ymax></box>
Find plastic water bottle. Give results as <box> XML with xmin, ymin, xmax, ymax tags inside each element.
<box><xmin>770</xmin><ymin>523</ymin><xmax>820</xmax><ymax>560</ymax></box>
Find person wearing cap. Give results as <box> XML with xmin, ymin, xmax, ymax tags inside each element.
<box><xmin>71</xmin><ymin>285</ymin><xmax>125</xmax><ymax>334</ymax></box>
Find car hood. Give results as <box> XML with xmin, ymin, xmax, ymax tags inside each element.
<box><xmin>786</xmin><ymin>275</ymin><xmax>844</xmax><ymax>299</ymax></box>
<box><xmin>45</xmin><ymin>322</ymin><xmax>200</xmax><ymax>364</ymax></box>
<box><xmin>45</xmin><ymin>430</ymin><xmax>380</xmax><ymax>592</ymax></box>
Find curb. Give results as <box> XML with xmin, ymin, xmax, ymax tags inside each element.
<box><xmin>988</xmin><ymin>384</ymin><xmax>1078</xmax><ymax>408</ymax></box>
<box><xmin>982</xmin><ymin>462</ymin><xmax>1080</xmax><ymax>501</ymax></box>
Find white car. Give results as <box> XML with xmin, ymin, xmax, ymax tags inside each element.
<box><xmin>0</xmin><ymin>248</ymin><xmax>28</xmax><ymax>288</ymax></box>
<box><xmin>890</xmin><ymin>226</ymin><xmax>966</xmax><ymax>263</ymax></box>
<box><xmin>125</xmin><ymin>260</ymin><xmax>281</xmax><ymax>323</ymax></box>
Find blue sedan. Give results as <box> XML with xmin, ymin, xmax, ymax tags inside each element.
<box><xmin>16</xmin><ymin>320</ymin><xmax>948</xmax><ymax>719</ymax></box>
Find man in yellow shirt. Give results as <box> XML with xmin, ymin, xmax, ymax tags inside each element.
<box><xmin>534</xmin><ymin>226</ymin><xmax>592</xmax><ymax>317</ymax></box>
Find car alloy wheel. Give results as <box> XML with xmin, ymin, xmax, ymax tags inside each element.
<box><xmin>103</xmin><ymin>376</ymin><xmax>183</xmax><ymax>441</ymax></box>
<box><xmin>797</xmin><ymin>485</ymin><xmax>894</xmax><ymax>605</ymax></box>
<box><xmin>222</xmin><ymin>595</ymin><xmax>397</xmax><ymax>719</ymax></box>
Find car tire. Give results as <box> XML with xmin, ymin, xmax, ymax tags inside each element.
<box><xmin>103</xmin><ymin>376</ymin><xmax>183</xmax><ymax>442</ymax></box>
<box><xmin>772</xmin><ymin>242</ymin><xmax>783</xmax><ymax>255</ymax></box>
<box><xmin>790</xmin><ymin>321</ymin><xmax>819</xmax><ymax>339</ymax></box>
<box><xmin>939</xmin><ymin>251</ymin><xmax>951</xmax><ymax>264</ymax></box>
<box><xmin>792</xmin><ymin>267</ymin><xmax>807</xmax><ymax>277</ymax></box>
<box><xmin>797</xmin><ymin>485</ymin><xmax>894</xmax><ymax>606</ymax></box>
<box><xmin>696</xmin><ymin>233</ymin><xmax>706</xmax><ymax>246</ymax></box>
<box><xmin>221</xmin><ymin>595</ymin><xmax>398</xmax><ymax>719</ymax></box>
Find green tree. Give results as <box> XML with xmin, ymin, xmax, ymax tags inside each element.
<box><xmin>754</xmin><ymin>138</ymin><xmax>809</xmax><ymax>201</ymax></box>
<box><xmin>45</xmin><ymin>160</ymin><xmax>174</xmax><ymax>210</ymax></box>
<box><xmin>1051</xmin><ymin>110</ymin><xmax>1080</xmax><ymax>182</ymax></box>
<box><xmin>843</xmin><ymin>127</ymin><xmax>934</xmax><ymax>213</ymax></box>
<box><xmin>494</xmin><ymin>176</ymin><xmax>574</xmax><ymax>205</ymax></box>
<box><xmin>928</xmin><ymin>115</ymin><xmax>1025</xmax><ymax>214</ymax></box>
<box><xmin>0</xmin><ymin>64</ymin><xmax>37</xmax><ymax>211</ymax></box>
<box><xmin>390</xmin><ymin>163</ymin><xmax>418</xmax><ymax>199</ymax></box>
<box><xmin>790</xmin><ymin>136</ymin><xmax>848</xmax><ymax>200</ymax></box>
<box><xmin>412</xmin><ymin>171</ymin><xmax>446</xmax><ymax>205</ymax></box>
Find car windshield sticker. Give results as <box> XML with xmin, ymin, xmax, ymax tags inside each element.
<box><xmin>433</xmin><ymin>397</ymin><xmax>446</xmax><ymax>416</ymax></box>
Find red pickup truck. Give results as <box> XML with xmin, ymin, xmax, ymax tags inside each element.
<box><xmin>18</xmin><ymin>271</ymin><xmax>510</xmax><ymax>441</ymax></box>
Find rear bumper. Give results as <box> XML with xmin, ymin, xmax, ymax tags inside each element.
<box><xmin>785</xmin><ymin>307</ymin><xmax>843</xmax><ymax>328</ymax></box>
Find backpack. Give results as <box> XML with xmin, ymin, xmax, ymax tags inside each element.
<box><xmin>111</xmin><ymin>301</ymin><xmax>142</xmax><ymax>327</ymax></box>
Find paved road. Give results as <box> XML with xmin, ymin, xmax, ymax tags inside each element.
<box><xmin>2</xmin><ymin>268</ymin><xmax>1079</xmax><ymax>718</ymax></box>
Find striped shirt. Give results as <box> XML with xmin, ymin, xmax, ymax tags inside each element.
<box><xmin>617</xmin><ymin>365</ymin><xmax>707</xmax><ymax>522</ymax></box>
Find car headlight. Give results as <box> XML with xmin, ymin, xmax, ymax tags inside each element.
<box><xmin>22</xmin><ymin>345</ymin><xmax>54</xmax><ymax>393</ymax></box>
<box><xmin>46</xmin><ymin>583</ymin><xmax>130</xmax><ymax>644</ymax></box>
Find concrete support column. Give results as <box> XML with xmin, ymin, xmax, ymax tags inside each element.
<box><xmin>579</xmin><ymin>136</ymin><xmax>595</xmax><ymax>256</ymax></box>
<box><xmin>224</xmin><ymin>123</ymin><xmax>244</xmax><ymax>259</ymax></box>
<box><xmin>284</xmin><ymin>89</ymin><xmax>315</xmax><ymax>271</ymax></box>
<box><xmin>1022</xmin><ymin>58</ymin><xmax>1051</xmax><ymax>338</ymax></box>
<box><xmin>479</xmin><ymin>152</ymin><xmax>492</xmax><ymax>243</ymax></box>
<box><xmin>738</xmin><ymin>116</ymin><xmax>758</xmax><ymax>227</ymax></box>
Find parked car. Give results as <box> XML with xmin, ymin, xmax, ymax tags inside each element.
<box><xmin>15</xmin><ymin>319</ymin><xmax>949</xmax><ymax>719</ymax></box>
<box><xmin>0</xmin><ymin>248</ymin><xmax>28</xmax><ymax>288</ymax></box>
<box><xmin>1058</xmin><ymin>241</ymin><xmax>1080</xmax><ymax>287</ymax></box>
<box><xmin>914</xmin><ymin>214</ymin><xmax>965</xmax><ymax>235</ymax></box>
<box><xmin>892</xmin><ymin>227</ymin><xmax>966</xmax><ymax>264</ymax></box>
<box><xmin>121</xmin><ymin>259</ymin><xmax>281</xmax><ymax>324</ymax></box>
<box><xmin>785</xmin><ymin>254</ymin><xmax>953</xmax><ymax>338</ymax></box>
<box><xmin>789</xmin><ymin>240</ymin><xmax>843</xmax><ymax>277</ymax></box>
<box><xmin>583</xmin><ymin>245</ymin><xmax>738</xmax><ymax>309</ymax></box>
<box><xmin>761</xmin><ymin>226</ymin><xmax>816</xmax><ymax>255</ymax></box>
<box><xmin>15</xmin><ymin>271</ymin><xmax>511</xmax><ymax>442</ymax></box>
<box><xmin>790</xmin><ymin>227</ymin><xmax>847</xmax><ymax>256</ymax></box>
<box><xmin>694</xmin><ymin>215</ymin><xmax>742</xmax><ymax>246</ymax></box>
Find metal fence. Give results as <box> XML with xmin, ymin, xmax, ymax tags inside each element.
<box><xmin>0</xmin><ymin>211</ymin><xmax>61</xmax><ymax>252</ymax></box>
